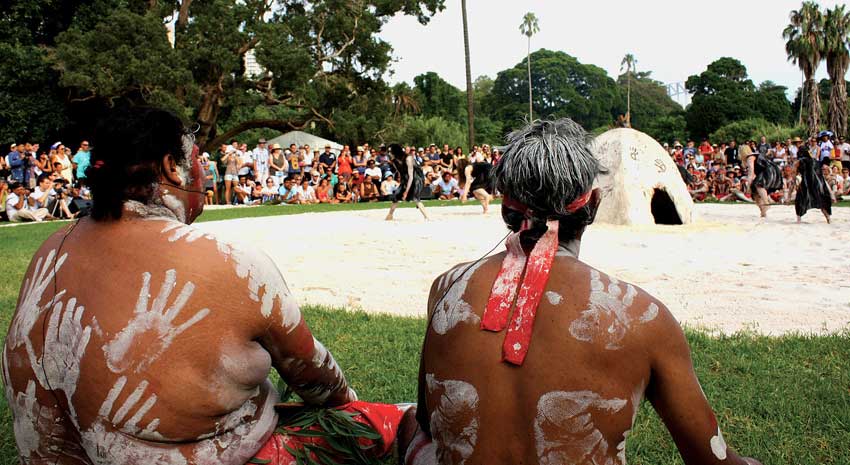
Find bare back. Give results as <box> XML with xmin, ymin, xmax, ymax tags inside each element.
<box><xmin>418</xmin><ymin>249</ymin><xmax>755</xmax><ymax>465</ymax></box>
<box><xmin>4</xmin><ymin>214</ymin><xmax>353</xmax><ymax>464</ymax></box>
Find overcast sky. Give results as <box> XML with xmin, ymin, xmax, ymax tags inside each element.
<box><xmin>379</xmin><ymin>0</ymin><xmax>845</xmax><ymax>103</ymax></box>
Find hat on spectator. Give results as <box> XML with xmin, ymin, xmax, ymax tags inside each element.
<box><xmin>51</xmin><ymin>142</ymin><xmax>62</xmax><ymax>149</ymax></box>
<box><xmin>311</xmin><ymin>171</ymin><xmax>320</xmax><ymax>176</ymax></box>
<box><xmin>384</xmin><ymin>172</ymin><xmax>394</xmax><ymax>179</ymax></box>
<box><xmin>258</xmin><ymin>138</ymin><xmax>267</xmax><ymax>143</ymax></box>
<box><xmin>417</xmin><ymin>147</ymin><xmax>424</xmax><ymax>152</ymax></box>
<box><xmin>270</xmin><ymin>143</ymin><xmax>281</xmax><ymax>150</ymax></box>
<box><xmin>791</xmin><ymin>137</ymin><xmax>802</xmax><ymax>143</ymax></box>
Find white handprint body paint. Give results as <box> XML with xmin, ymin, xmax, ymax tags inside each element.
<box><xmin>710</xmin><ymin>427</ymin><xmax>728</xmax><ymax>460</ymax></box>
<box><xmin>103</xmin><ymin>270</ymin><xmax>210</xmax><ymax>374</ymax></box>
<box><xmin>569</xmin><ymin>270</ymin><xmax>659</xmax><ymax>349</ymax></box>
<box><xmin>616</xmin><ymin>430</ymin><xmax>630</xmax><ymax>464</ymax></box>
<box><xmin>426</xmin><ymin>374</ymin><xmax>480</xmax><ymax>465</ymax></box>
<box><xmin>34</xmin><ymin>297</ymin><xmax>92</xmax><ymax>428</ymax></box>
<box><xmin>215</xmin><ymin>239</ymin><xmax>299</xmax><ymax>328</ymax></box>
<box><xmin>80</xmin><ymin>376</ymin><xmax>187</xmax><ymax>465</ymax></box>
<box><xmin>535</xmin><ymin>390</ymin><xmax>628</xmax><ymax>465</ymax></box>
<box><xmin>431</xmin><ymin>261</ymin><xmax>486</xmax><ymax>335</ymax></box>
<box><xmin>283</xmin><ymin>338</ymin><xmax>349</xmax><ymax>404</ymax></box>
<box><xmin>545</xmin><ymin>291</ymin><xmax>563</xmax><ymax>306</ymax></box>
<box><xmin>8</xmin><ymin>249</ymin><xmax>68</xmax><ymax>352</ymax></box>
<box><xmin>160</xmin><ymin>222</ymin><xmax>215</xmax><ymax>243</ymax></box>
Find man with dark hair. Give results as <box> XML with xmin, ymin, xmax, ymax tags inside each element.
<box><xmin>5</xmin><ymin>181</ymin><xmax>48</xmax><ymax>222</ymax></box>
<box><xmin>407</xmin><ymin>119</ymin><xmax>762</xmax><ymax>465</ymax></box>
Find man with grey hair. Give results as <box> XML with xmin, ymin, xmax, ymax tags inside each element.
<box><xmin>407</xmin><ymin>119</ymin><xmax>762</xmax><ymax>465</ymax></box>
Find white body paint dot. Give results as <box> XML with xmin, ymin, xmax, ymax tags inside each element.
<box><xmin>710</xmin><ymin>427</ymin><xmax>728</xmax><ymax>460</ymax></box>
<box><xmin>545</xmin><ymin>291</ymin><xmax>563</xmax><ymax>306</ymax></box>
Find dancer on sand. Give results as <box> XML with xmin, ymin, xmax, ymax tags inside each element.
<box><xmin>385</xmin><ymin>143</ymin><xmax>430</xmax><ymax>221</ymax></box>
<box><xmin>745</xmin><ymin>141</ymin><xmax>782</xmax><ymax>218</ymax></box>
<box><xmin>405</xmin><ymin>119</ymin><xmax>762</xmax><ymax>465</ymax></box>
<box><xmin>2</xmin><ymin>107</ymin><xmax>417</xmax><ymax>465</ymax></box>
<box><xmin>794</xmin><ymin>147</ymin><xmax>832</xmax><ymax>224</ymax></box>
<box><xmin>456</xmin><ymin>157</ymin><xmax>494</xmax><ymax>214</ymax></box>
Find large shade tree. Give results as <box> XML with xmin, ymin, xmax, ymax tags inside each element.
<box><xmin>824</xmin><ymin>4</ymin><xmax>850</xmax><ymax>137</ymax></box>
<box><xmin>487</xmin><ymin>49</ymin><xmax>621</xmax><ymax>132</ymax></box>
<box><xmin>51</xmin><ymin>0</ymin><xmax>445</xmax><ymax>152</ymax></box>
<box><xmin>784</xmin><ymin>1</ymin><xmax>825</xmax><ymax>136</ymax></box>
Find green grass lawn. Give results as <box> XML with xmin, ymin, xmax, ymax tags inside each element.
<box><xmin>0</xmin><ymin>205</ymin><xmax>849</xmax><ymax>464</ymax></box>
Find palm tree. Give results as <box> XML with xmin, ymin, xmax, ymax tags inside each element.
<box><xmin>390</xmin><ymin>83</ymin><xmax>420</xmax><ymax>117</ymax></box>
<box><xmin>620</xmin><ymin>53</ymin><xmax>636</xmax><ymax>128</ymax></box>
<box><xmin>784</xmin><ymin>2</ymin><xmax>825</xmax><ymax>136</ymax></box>
<box><xmin>824</xmin><ymin>5</ymin><xmax>850</xmax><ymax>137</ymax></box>
<box><xmin>519</xmin><ymin>12</ymin><xmax>539</xmax><ymax>121</ymax></box>
<box><xmin>461</xmin><ymin>0</ymin><xmax>474</xmax><ymax>149</ymax></box>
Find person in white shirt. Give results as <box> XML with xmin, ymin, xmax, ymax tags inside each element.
<box><xmin>431</xmin><ymin>171</ymin><xmax>459</xmax><ymax>200</ymax></box>
<box><xmin>252</xmin><ymin>139</ymin><xmax>270</xmax><ymax>183</ymax></box>
<box><xmin>299</xmin><ymin>179</ymin><xmax>317</xmax><ymax>204</ymax></box>
<box><xmin>380</xmin><ymin>172</ymin><xmax>399</xmax><ymax>199</ymax></box>
<box><xmin>838</xmin><ymin>136</ymin><xmax>850</xmax><ymax>170</ymax></box>
<box><xmin>5</xmin><ymin>182</ymin><xmax>49</xmax><ymax>222</ymax></box>
<box><xmin>28</xmin><ymin>174</ymin><xmax>74</xmax><ymax>218</ymax></box>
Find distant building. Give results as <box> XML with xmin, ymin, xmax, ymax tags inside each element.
<box><xmin>244</xmin><ymin>49</ymin><xmax>265</xmax><ymax>78</ymax></box>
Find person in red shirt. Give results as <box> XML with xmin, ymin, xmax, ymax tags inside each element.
<box><xmin>337</xmin><ymin>150</ymin><xmax>353</xmax><ymax>182</ymax></box>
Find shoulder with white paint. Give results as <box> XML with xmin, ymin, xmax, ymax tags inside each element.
<box><xmin>567</xmin><ymin>266</ymin><xmax>668</xmax><ymax>351</ymax></box>
<box><xmin>427</xmin><ymin>258</ymin><xmax>492</xmax><ymax>335</ymax></box>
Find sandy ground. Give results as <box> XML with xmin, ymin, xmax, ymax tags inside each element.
<box><xmin>197</xmin><ymin>203</ymin><xmax>850</xmax><ymax>335</ymax></box>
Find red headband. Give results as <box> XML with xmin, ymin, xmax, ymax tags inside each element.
<box><xmin>503</xmin><ymin>191</ymin><xmax>593</xmax><ymax>217</ymax></box>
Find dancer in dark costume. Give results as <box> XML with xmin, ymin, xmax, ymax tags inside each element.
<box><xmin>745</xmin><ymin>147</ymin><xmax>782</xmax><ymax>218</ymax></box>
<box><xmin>794</xmin><ymin>147</ymin><xmax>832</xmax><ymax>224</ymax></box>
<box><xmin>456</xmin><ymin>157</ymin><xmax>494</xmax><ymax>214</ymax></box>
<box><xmin>385</xmin><ymin>143</ymin><xmax>430</xmax><ymax>221</ymax></box>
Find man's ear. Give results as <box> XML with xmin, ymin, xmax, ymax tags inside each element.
<box><xmin>160</xmin><ymin>153</ymin><xmax>183</xmax><ymax>185</ymax></box>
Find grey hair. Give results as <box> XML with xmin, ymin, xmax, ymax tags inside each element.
<box><xmin>494</xmin><ymin>118</ymin><xmax>601</xmax><ymax>218</ymax></box>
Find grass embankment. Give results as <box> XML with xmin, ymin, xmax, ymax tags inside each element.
<box><xmin>0</xmin><ymin>206</ymin><xmax>848</xmax><ymax>464</ymax></box>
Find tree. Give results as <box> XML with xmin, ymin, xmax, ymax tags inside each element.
<box><xmin>50</xmin><ymin>0</ymin><xmax>446</xmax><ymax>152</ymax></box>
<box><xmin>824</xmin><ymin>5</ymin><xmax>850</xmax><ymax>137</ymax></box>
<box><xmin>389</xmin><ymin>83</ymin><xmax>420</xmax><ymax>117</ymax></box>
<box><xmin>412</xmin><ymin>72</ymin><xmax>464</xmax><ymax>122</ymax></box>
<box><xmin>754</xmin><ymin>81</ymin><xmax>792</xmax><ymax>125</ymax></box>
<box><xmin>620</xmin><ymin>53</ymin><xmax>636</xmax><ymax>127</ymax></box>
<box><xmin>487</xmin><ymin>49</ymin><xmax>621</xmax><ymax>133</ymax></box>
<box><xmin>784</xmin><ymin>1</ymin><xmax>825</xmax><ymax>136</ymax></box>
<box><xmin>461</xmin><ymin>0</ymin><xmax>474</xmax><ymax>148</ymax></box>
<box><xmin>615</xmin><ymin>71</ymin><xmax>681</xmax><ymax>131</ymax></box>
<box><xmin>519</xmin><ymin>12</ymin><xmax>540</xmax><ymax>121</ymax></box>
<box><xmin>685</xmin><ymin>57</ymin><xmax>758</xmax><ymax>138</ymax></box>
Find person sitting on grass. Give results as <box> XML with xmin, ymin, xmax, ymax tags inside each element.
<box><xmin>359</xmin><ymin>176</ymin><xmax>380</xmax><ymax>202</ymax></box>
<box><xmin>334</xmin><ymin>181</ymin><xmax>353</xmax><ymax>204</ymax></box>
<box><xmin>2</xmin><ymin>107</ymin><xmax>418</xmax><ymax>465</ymax></box>
<box><xmin>278</xmin><ymin>175</ymin><xmax>302</xmax><ymax>205</ymax></box>
<box><xmin>406</xmin><ymin>119</ymin><xmax>763</xmax><ymax>465</ymax></box>
<box><xmin>315</xmin><ymin>177</ymin><xmax>332</xmax><ymax>204</ymax></box>
<box><xmin>432</xmin><ymin>170</ymin><xmax>459</xmax><ymax>200</ymax></box>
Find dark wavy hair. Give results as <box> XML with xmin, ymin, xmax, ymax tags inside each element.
<box><xmin>494</xmin><ymin>119</ymin><xmax>604</xmax><ymax>244</ymax></box>
<box><xmin>87</xmin><ymin>107</ymin><xmax>189</xmax><ymax>220</ymax></box>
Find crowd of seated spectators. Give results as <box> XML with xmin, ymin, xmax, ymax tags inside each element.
<box><xmin>664</xmin><ymin>136</ymin><xmax>850</xmax><ymax>204</ymax></box>
<box><xmin>202</xmin><ymin>140</ymin><xmax>502</xmax><ymax>206</ymax></box>
<box><xmin>1</xmin><ymin>141</ymin><xmax>92</xmax><ymax>222</ymax></box>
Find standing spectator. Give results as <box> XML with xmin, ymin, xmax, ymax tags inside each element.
<box><xmin>303</xmin><ymin>148</ymin><xmax>316</xmax><ymax>175</ymax></box>
<box><xmin>269</xmin><ymin>144</ymin><xmax>288</xmax><ymax>182</ymax></box>
<box><xmin>0</xmin><ymin>180</ymin><xmax>8</xmax><ymax>220</ymax></box>
<box><xmin>252</xmin><ymin>138</ymin><xmax>270</xmax><ymax>183</ymax></box>
<box><xmin>426</xmin><ymin>145</ymin><xmax>441</xmax><ymax>174</ymax></box>
<box><xmin>337</xmin><ymin>149</ymin><xmax>353</xmax><ymax>182</ymax></box>
<box><xmin>818</xmin><ymin>134</ymin><xmax>833</xmax><ymax>168</ymax></box>
<box><xmin>838</xmin><ymin>136</ymin><xmax>850</xmax><ymax>170</ymax></box>
<box><xmin>375</xmin><ymin>147</ymin><xmax>391</xmax><ymax>175</ymax></box>
<box><xmin>287</xmin><ymin>148</ymin><xmax>303</xmax><ymax>176</ymax></box>
<box><xmin>5</xmin><ymin>182</ymin><xmax>48</xmax><ymax>222</ymax></box>
<box><xmin>788</xmin><ymin>137</ymin><xmax>801</xmax><ymax>159</ymax></box>
<box><xmin>725</xmin><ymin>140</ymin><xmax>740</xmax><ymax>166</ymax></box>
<box><xmin>34</xmin><ymin>151</ymin><xmax>52</xmax><ymax>177</ymax></box>
<box><xmin>318</xmin><ymin>145</ymin><xmax>337</xmax><ymax>175</ymax></box>
<box><xmin>202</xmin><ymin>153</ymin><xmax>219</xmax><ymax>205</ymax></box>
<box><xmin>222</xmin><ymin>147</ymin><xmax>241</xmax><ymax>204</ymax></box>
<box><xmin>353</xmin><ymin>147</ymin><xmax>368</xmax><ymax>175</ymax></box>
<box><xmin>757</xmin><ymin>136</ymin><xmax>770</xmax><ymax>156</ymax></box>
<box><xmin>72</xmin><ymin>140</ymin><xmax>92</xmax><ymax>184</ymax></box>
<box><xmin>683</xmin><ymin>140</ymin><xmax>697</xmax><ymax>158</ymax></box>
<box><xmin>7</xmin><ymin>143</ymin><xmax>25</xmax><ymax>182</ymax></box>
<box><xmin>238</xmin><ymin>144</ymin><xmax>255</xmax><ymax>179</ymax></box>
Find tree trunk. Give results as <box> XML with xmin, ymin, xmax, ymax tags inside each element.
<box><xmin>828</xmin><ymin>61</ymin><xmax>848</xmax><ymax>138</ymax></box>
<box><xmin>626</xmin><ymin>70</ymin><xmax>631</xmax><ymax>128</ymax></box>
<box><xmin>204</xmin><ymin>118</ymin><xmax>309</xmax><ymax>153</ymax></box>
<box><xmin>195</xmin><ymin>80</ymin><xmax>225</xmax><ymax>151</ymax></box>
<box><xmin>805</xmin><ymin>75</ymin><xmax>820</xmax><ymax>136</ymax></box>
<box><xmin>461</xmin><ymin>0</ymin><xmax>474</xmax><ymax>149</ymax></box>
<box><xmin>527</xmin><ymin>36</ymin><xmax>532</xmax><ymax>121</ymax></box>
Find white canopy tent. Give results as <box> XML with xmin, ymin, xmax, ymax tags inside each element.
<box><xmin>266</xmin><ymin>131</ymin><xmax>343</xmax><ymax>154</ymax></box>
